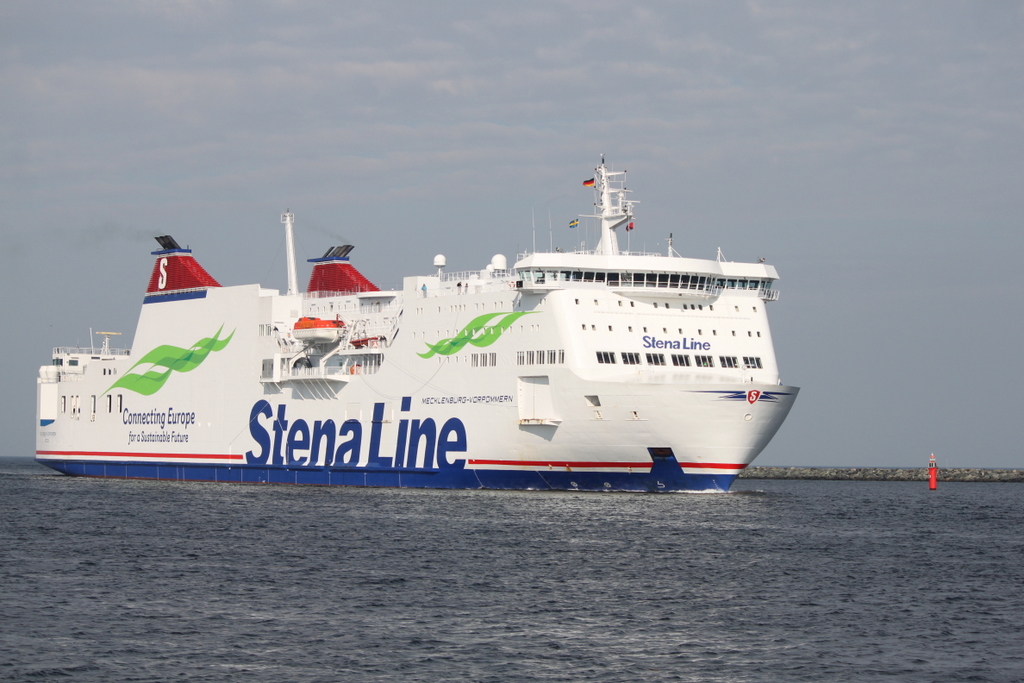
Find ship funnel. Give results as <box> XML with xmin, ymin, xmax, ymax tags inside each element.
<box><xmin>146</xmin><ymin>236</ymin><xmax>221</xmax><ymax>302</ymax></box>
<box><xmin>306</xmin><ymin>245</ymin><xmax>379</xmax><ymax>295</ymax></box>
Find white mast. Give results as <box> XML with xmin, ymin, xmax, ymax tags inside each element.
<box><xmin>282</xmin><ymin>210</ymin><xmax>298</xmax><ymax>296</ymax></box>
<box><xmin>591</xmin><ymin>157</ymin><xmax>637</xmax><ymax>256</ymax></box>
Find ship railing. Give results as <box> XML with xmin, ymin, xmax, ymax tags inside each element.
<box><xmin>760</xmin><ymin>289</ymin><xmax>780</xmax><ymax>301</ymax></box>
<box><xmin>53</xmin><ymin>346</ymin><xmax>131</xmax><ymax>357</ymax></box>
<box><xmin>343</xmin><ymin>317</ymin><xmax>399</xmax><ymax>348</ymax></box>
<box><xmin>612</xmin><ymin>281</ymin><xmax>723</xmax><ymax>297</ymax></box>
<box><xmin>517</xmin><ymin>249</ymin><xmax>664</xmax><ymax>260</ymax></box>
<box><xmin>261</xmin><ymin>359</ymin><xmax>356</xmax><ymax>383</ymax></box>
<box><xmin>429</xmin><ymin>271</ymin><xmax>517</xmax><ymax>296</ymax></box>
<box><xmin>515</xmin><ymin>277</ymin><xmax>723</xmax><ymax>298</ymax></box>
<box><xmin>305</xmin><ymin>289</ymin><xmax>364</xmax><ymax>299</ymax></box>
<box><xmin>440</xmin><ymin>269</ymin><xmax>514</xmax><ymax>282</ymax></box>
<box><xmin>289</xmin><ymin>365</ymin><xmax>350</xmax><ymax>379</ymax></box>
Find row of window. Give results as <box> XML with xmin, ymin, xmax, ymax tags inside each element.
<box><xmin>597</xmin><ymin>352</ymin><xmax>764</xmax><ymax>369</ymax></box>
<box><xmin>470</xmin><ymin>353</ymin><xmax>497</xmax><ymax>367</ymax></box>
<box><xmin>60</xmin><ymin>394</ymin><xmax>125</xmax><ymax>421</ymax></box>
<box><xmin>576</xmin><ymin>299</ymin><xmax>718</xmax><ymax>311</ymax></box>
<box><xmin>582</xmin><ymin>323</ymin><xmax>763</xmax><ymax>338</ymax></box>
<box><xmin>522</xmin><ymin>270</ymin><xmax>772</xmax><ymax>293</ymax></box>
<box><xmin>516</xmin><ymin>350</ymin><xmax>567</xmax><ymax>366</ymax></box>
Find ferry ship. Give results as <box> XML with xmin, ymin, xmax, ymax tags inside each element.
<box><xmin>36</xmin><ymin>161</ymin><xmax>798</xmax><ymax>492</ymax></box>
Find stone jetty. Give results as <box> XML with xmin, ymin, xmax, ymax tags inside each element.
<box><xmin>738</xmin><ymin>467</ymin><xmax>1024</xmax><ymax>482</ymax></box>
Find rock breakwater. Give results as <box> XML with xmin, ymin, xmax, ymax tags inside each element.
<box><xmin>739</xmin><ymin>467</ymin><xmax>1024</xmax><ymax>482</ymax></box>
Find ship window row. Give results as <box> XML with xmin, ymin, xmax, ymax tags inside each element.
<box><xmin>582</xmin><ymin>324</ymin><xmax>762</xmax><ymax>338</ymax></box>
<box><xmin>471</xmin><ymin>352</ymin><xmax>497</xmax><ymax>368</ymax></box>
<box><xmin>579</xmin><ymin>300</ymin><xmax>715</xmax><ymax>311</ymax></box>
<box><xmin>522</xmin><ymin>269</ymin><xmax>774</xmax><ymax>294</ymax></box>
<box><xmin>58</xmin><ymin>393</ymin><xmax>123</xmax><ymax>421</ymax></box>
<box><xmin>595</xmin><ymin>352</ymin><xmax>763</xmax><ymax>369</ymax></box>
<box><xmin>516</xmin><ymin>350</ymin><xmax>566</xmax><ymax>366</ymax></box>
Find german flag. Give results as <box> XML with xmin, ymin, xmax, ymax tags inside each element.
<box><xmin>582</xmin><ymin>178</ymin><xmax>595</xmax><ymax>187</ymax></box>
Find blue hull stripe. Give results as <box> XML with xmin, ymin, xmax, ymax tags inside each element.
<box><xmin>37</xmin><ymin>457</ymin><xmax>738</xmax><ymax>492</ymax></box>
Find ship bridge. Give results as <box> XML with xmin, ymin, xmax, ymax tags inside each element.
<box><xmin>513</xmin><ymin>251</ymin><xmax>780</xmax><ymax>302</ymax></box>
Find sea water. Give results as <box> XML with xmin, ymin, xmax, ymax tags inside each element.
<box><xmin>2</xmin><ymin>457</ymin><xmax>1022</xmax><ymax>682</ymax></box>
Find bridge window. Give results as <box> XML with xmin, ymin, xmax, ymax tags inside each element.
<box><xmin>596</xmin><ymin>351</ymin><xmax>616</xmax><ymax>364</ymax></box>
<box><xmin>695</xmin><ymin>355</ymin><xmax>714</xmax><ymax>368</ymax></box>
<box><xmin>646</xmin><ymin>353</ymin><xmax>666</xmax><ymax>366</ymax></box>
<box><xmin>743</xmin><ymin>356</ymin><xmax>763</xmax><ymax>369</ymax></box>
<box><xmin>621</xmin><ymin>352</ymin><xmax>641</xmax><ymax>365</ymax></box>
<box><xmin>671</xmin><ymin>354</ymin><xmax>691</xmax><ymax>367</ymax></box>
<box><xmin>719</xmin><ymin>356</ymin><xmax>738</xmax><ymax>368</ymax></box>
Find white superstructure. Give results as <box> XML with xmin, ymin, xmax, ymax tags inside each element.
<box><xmin>36</xmin><ymin>161</ymin><xmax>798</xmax><ymax>492</ymax></box>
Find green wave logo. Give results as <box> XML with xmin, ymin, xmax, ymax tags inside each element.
<box><xmin>418</xmin><ymin>312</ymin><xmax>534</xmax><ymax>358</ymax></box>
<box><xmin>105</xmin><ymin>325</ymin><xmax>235</xmax><ymax>396</ymax></box>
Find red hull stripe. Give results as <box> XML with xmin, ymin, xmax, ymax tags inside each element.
<box><xmin>678</xmin><ymin>462</ymin><xmax>748</xmax><ymax>470</ymax></box>
<box><xmin>36</xmin><ymin>450</ymin><xmax>243</xmax><ymax>461</ymax></box>
<box><xmin>468</xmin><ymin>459</ymin><xmax>652</xmax><ymax>469</ymax></box>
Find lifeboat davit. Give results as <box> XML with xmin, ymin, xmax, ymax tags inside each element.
<box><xmin>293</xmin><ymin>316</ymin><xmax>345</xmax><ymax>343</ymax></box>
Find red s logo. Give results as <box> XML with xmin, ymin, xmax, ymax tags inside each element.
<box><xmin>747</xmin><ymin>390</ymin><xmax>761</xmax><ymax>404</ymax></box>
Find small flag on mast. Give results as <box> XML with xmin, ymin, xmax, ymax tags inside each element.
<box><xmin>582</xmin><ymin>178</ymin><xmax>595</xmax><ymax>187</ymax></box>
<box><xmin>626</xmin><ymin>221</ymin><xmax>635</xmax><ymax>231</ymax></box>
<box><xmin>568</xmin><ymin>219</ymin><xmax>579</xmax><ymax>229</ymax></box>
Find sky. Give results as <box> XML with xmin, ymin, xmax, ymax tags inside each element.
<box><xmin>2</xmin><ymin>0</ymin><xmax>1023</xmax><ymax>468</ymax></box>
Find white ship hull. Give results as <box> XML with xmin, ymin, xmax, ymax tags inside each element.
<box><xmin>36</xmin><ymin>163</ymin><xmax>798</xmax><ymax>492</ymax></box>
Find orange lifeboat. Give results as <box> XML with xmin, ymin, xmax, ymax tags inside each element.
<box><xmin>293</xmin><ymin>317</ymin><xmax>345</xmax><ymax>343</ymax></box>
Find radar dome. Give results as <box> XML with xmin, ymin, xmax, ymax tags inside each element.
<box><xmin>433</xmin><ymin>254</ymin><xmax>446</xmax><ymax>269</ymax></box>
<box><xmin>490</xmin><ymin>254</ymin><xmax>507</xmax><ymax>270</ymax></box>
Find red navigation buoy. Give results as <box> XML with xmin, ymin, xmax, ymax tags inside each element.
<box><xmin>928</xmin><ymin>452</ymin><xmax>938</xmax><ymax>490</ymax></box>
